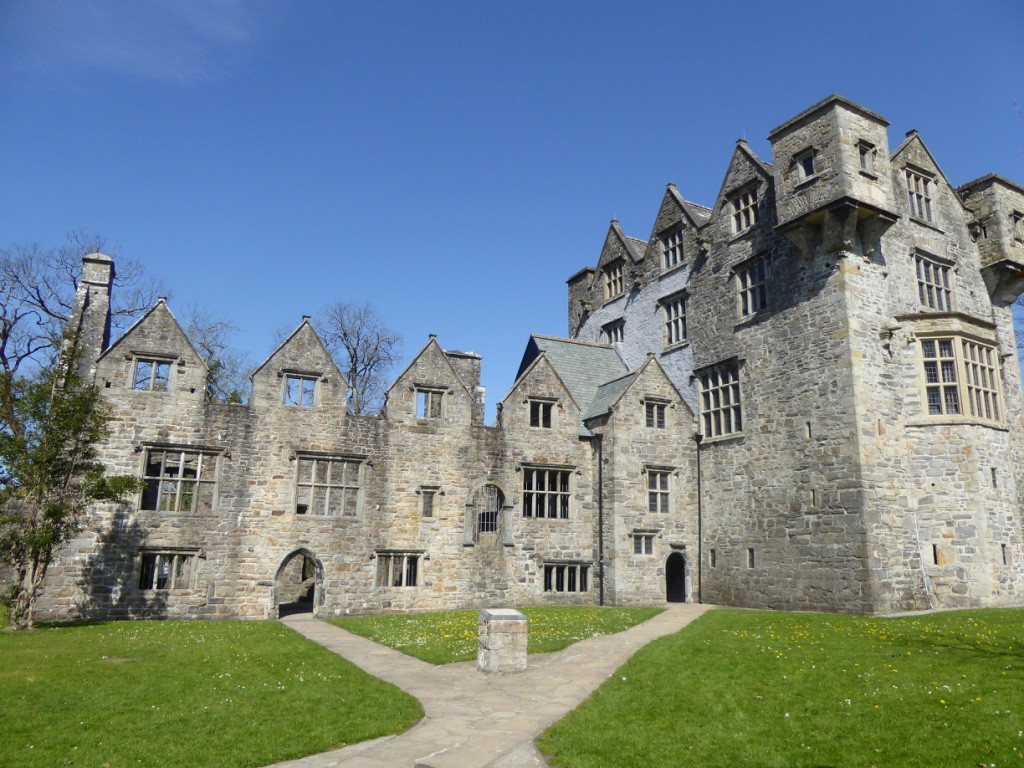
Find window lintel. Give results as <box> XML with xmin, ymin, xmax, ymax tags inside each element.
<box><xmin>279</xmin><ymin>368</ymin><xmax>324</xmax><ymax>380</ymax></box>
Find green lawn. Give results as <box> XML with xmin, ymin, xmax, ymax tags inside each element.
<box><xmin>331</xmin><ymin>606</ymin><xmax>663</xmax><ymax>664</ymax></box>
<box><xmin>539</xmin><ymin>607</ymin><xmax>1024</xmax><ymax>768</ymax></box>
<box><xmin>0</xmin><ymin>619</ymin><xmax>422</xmax><ymax>768</ymax></box>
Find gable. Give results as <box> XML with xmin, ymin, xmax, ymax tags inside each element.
<box><xmin>250</xmin><ymin>319</ymin><xmax>346</xmax><ymax>410</ymax></box>
<box><xmin>384</xmin><ymin>336</ymin><xmax>474</xmax><ymax>423</ymax></box>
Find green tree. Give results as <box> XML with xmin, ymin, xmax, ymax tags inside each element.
<box><xmin>0</xmin><ymin>346</ymin><xmax>140</xmax><ymax>630</ymax></box>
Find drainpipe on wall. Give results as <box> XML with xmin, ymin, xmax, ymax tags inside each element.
<box><xmin>596</xmin><ymin>433</ymin><xmax>605</xmax><ymax>607</ymax></box>
<box><xmin>694</xmin><ymin>431</ymin><xmax>703</xmax><ymax>604</ymax></box>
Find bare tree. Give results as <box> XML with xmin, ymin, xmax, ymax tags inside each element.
<box><xmin>318</xmin><ymin>302</ymin><xmax>402</xmax><ymax>415</ymax></box>
<box><xmin>0</xmin><ymin>231</ymin><xmax>168</xmax><ymax>382</ymax></box>
<box><xmin>182</xmin><ymin>303</ymin><xmax>253</xmax><ymax>404</ymax></box>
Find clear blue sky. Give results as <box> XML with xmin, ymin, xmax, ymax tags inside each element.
<box><xmin>2</xmin><ymin>1</ymin><xmax>1022</xmax><ymax>420</ymax></box>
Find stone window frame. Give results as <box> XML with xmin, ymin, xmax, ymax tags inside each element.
<box><xmin>417</xmin><ymin>485</ymin><xmax>441</xmax><ymax>518</ymax></box>
<box><xmin>914</xmin><ymin>251</ymin><xmax>954</xmax><ymax>311</ymax></box>
<box><xmin>137</xmin><ymin>548</ymin><xmax>198</xmax><ymax>591</ymax></box>
<box><xmin>857</xmin><ymin>139</ymin><xmax>877</xmax><ymax>176</ymax></box>
<box><xmin>729</xmin><ymin>184</ymin><xmax>759</xmax><ymax>235</ymax></box>
<box><xmin>131</xmin><ymin>355</ymin><xmax>173</xmax><ymax>392</ymax></box>
<box><xmin>698</xmin><ymin>362</ymin><xmax>743</xmax><ymax>439</ymax></box>
<box><xmin>140</xmin><ymin>445</ymin><xmax>220</xmax><ymax>514</ymax></box>
<box><xmin>661</xmin><ymin>292</ymin><xmax>688</xmax><ymax>347</ymax></box>
<box><xmin>521</xmin><ymin>464</ymin><xmax>572</xmax><ymax>520</ymax></box>
<box><xmin>1012</xmin><ymin>210</ymin><xmax>1024</xmax><ymax>242</ymax></box>
<box><xmin>375</xmin><ymin>550</ymin><xmax>423</xmax><ymax>588</ymax></box>
<box><xmin>282</xmin><ymin>370</ymin><xmax>320</xmax><ymax>408</ymax></box>
<box><xmin>528</xmin><ymin>398</ymin><xmax>556</xmax><ymax>429</ymax></box>
<box><xmin>735</xmin><ymin>254</ymin><xmax>769</xmax><ymax>318</ymax></box>
<box><xmin>644</xmin><ymin>465</ymin><xmax>673</xmax><ymax>513</ymax></box>
<box><xmin>905</xmin><ymin>166</ymin><xmax>935</xmax><ymax>223</ymax></box>
<box><xmin>645</xmin><ymin>398</ymin><xmax>667</xmax><ymax>429</ymax></box>
<box><xmin>294</xmin><ymin>452</ymin><xmax>366</xmax><ymax>517</ymax></box>
<box><xmin>603</xmin><ymin>259</ymin><xmax>625</xmax><ymax>301</ymax></box>
<box><xmin>918</xmin><ymin>335</ymin><xmax>1003</xmax><ymax>424</ymax></box>
<box><xmin>415</xmin><ymin>386</ymin><xmax>445</xmax><ymax>419</ymax></box>
<box><xmin>632</xmin><ymin>532</ymin><xmax>655</xmax><ymax>555</ymax></box>
<box><xmin>602</xmin><ymin>318</ymin><xmax>625</xmax><ymax>344</ymax></box>
<box><xmin>660</xmin><ymin>225</ymin><xmax>685</xmax><ymax>271</ymax></box>
<box><xmin>543</xmin><ymin>561</ymin><xmax>590</xmax><ymax>593</ymax></box>
<box><xmin>793</xmin><ymin>147</ymin><xmax>817</xmax><ymax>183</ymax></box>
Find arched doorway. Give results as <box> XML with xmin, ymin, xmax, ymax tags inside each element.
<box><xmin>274</xmin><ymin>549</ymin><xmax>324</xmax><ymax>617</ymax></box>
<box><xmin>665</xmin><ymin>552</ymin><xmax>688</xmax><ymax>603</ymax></box>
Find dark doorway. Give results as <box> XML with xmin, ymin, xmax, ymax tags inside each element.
<box><xmin>275</xmin><ymin>550</ymin><xmax>323</xmax><ymax>617</ymax></box>
<box><xmin>666</xmin><ymin>552</ymin><xmax>688</xmax><ymax>603</ymax></box>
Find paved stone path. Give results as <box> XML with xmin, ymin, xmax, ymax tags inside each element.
<box><xmin>270</xmin><ymin>603</ymin><xmax>712</xmax><ymax>768</ymax></box>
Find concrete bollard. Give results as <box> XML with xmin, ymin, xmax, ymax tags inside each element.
<box><xmin>477</xmin><ymin>608</ymin><xmax>528</xmax><ymax>674</ymax></box>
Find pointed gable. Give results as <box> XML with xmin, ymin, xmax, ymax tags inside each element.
<box><xmin>251</xmin><ymin>317</ymin><xmax>346</xmax><ymax>410</ymax></box>
<box><xmin>709</xmin><ymin>140</ymin><xmax>774</xmax><ymax>239</ymax></box>
<box><xmin>385</xmin><ymin>336</ymin><xmax>474</xmax><ymax>424</ymax></box>
<box><xmin>95</xmin><ymin>299</ymin><xmax>207</xmax><ymax>396</ymax></box>
<box><xmin>515</xmin><ymin>334</ymin><xmax>628</xmax><ymax>435</ymax></box>
<box><xmin>891</xmin><ymin>130</ymin><xmax>967</xmax><ymax>226</ymax></box>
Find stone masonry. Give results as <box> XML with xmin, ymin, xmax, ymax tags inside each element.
<box><xmin>33</xmin><ymin>95</ymin><xmax>1024</xmax><ymax>621</ymax></box>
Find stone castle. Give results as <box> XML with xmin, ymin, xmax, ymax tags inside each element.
<box><xmin>35</xmin><ymin>95</ymin><xmax>1024</xmax><ymax>621</ymax></box>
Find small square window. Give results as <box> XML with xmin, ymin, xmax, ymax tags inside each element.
<box><xmin>645</xmin><ymin>402</ymin><xmax>666</xmax><ymax>429</ymax></box>
<box><xmin>794</xmin><ymin>149</ymin><xmax>815</xmax><ymax>180</ymax></box>
<box><xmin>376</xmin><ymin>552</ymin><xmax>420</xmax><ymax>587</ymax></box>
<box><xmin>633</xmin><ymin>534</ymin><xmax>654</xmax><ymax>555</ymax></box>
<box><xmin>284</xmin><ymin>374</ymin><xmax>317</xmax><ymax>407</ymax></box>
<box><xmin>529</xmin><ymin>400</ymin><xmax>554</xmax><ymax>428</ymax></box>
<box><xmin>416</xmin><ymin>388</ymin><xmax>443</xmax><ymax>418</ymax></box>
<box><xmin>138</xmin><ymin>550</ymin><xmax>195</xmax><ymax>590</ymax></box>
<box><xmin>133</xmin><ymin>358</ymin><xmax>170</xmax><ymax>391</ymax></box>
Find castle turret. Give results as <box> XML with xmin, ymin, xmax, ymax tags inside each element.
<box><xmin>768</xmin><ymin>95</ymin><xmax>899</xmax><ymax>258</ymax></box>
<box><xmin>67</xmin><ymin>253</ymin><xmax>115</xmax><ymax>381</ymax></box>
<box><xmin>958</xmin><ymin>174</ymin><xmax>1024</xmax><ymax>303</ymax></box>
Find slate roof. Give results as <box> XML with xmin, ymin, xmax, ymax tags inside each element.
<box><xmin>582</xmin><ymin>370</ymin><xmax>637</xmax><ymax>422</ymax></box>
<box><xmin>515</xmin><ymin>334</ymin><xmax>628</xmax><ymax>435</ymax></box>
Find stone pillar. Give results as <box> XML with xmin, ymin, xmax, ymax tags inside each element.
<box><xmin>477</xmin><ymin>608</ymin><xmax>527</xmax><ymax>674</ymax></box>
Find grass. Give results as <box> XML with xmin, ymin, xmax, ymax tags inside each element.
<box><xmin>538</xmin><ymin>607</ymin><xmax>1024</xmax><ymax>768</ymax></box>
<box><xmin>331</xmin><ymin>606</ymin><xmax>663</xmax><ymax>664</ymax></box>
<box><xmin>0</xmin><ymin>619</ymin><xmax>422</xmax><ymax>768</ymax></box>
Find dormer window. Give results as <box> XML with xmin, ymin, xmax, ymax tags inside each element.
<box><xmin>906</xmin><ymin>169</ymin><xmax>934</xmax><ymax>223</ymax></box>
<box><xmin>603</xmin><ymin>260</ymin><xmax>624</xmax><ymax>300</ymax></box>
<box><xmin>660</xmin><ymin>226</ymin><xmax>684</xmax><ymax>271</ymax></box>
<box><xmin>284</xmin><ymin>374</ymin><xmax>317</xmax><ymax>407</ymax></box>
<box><xmin>133</xmin><ymin>358</ymin><xmax>171</xmax><ymax>391</ymax></box>
<box><xmin>730</xmin><ymin>186</ymin><xmax>759</xmax><ymax>234</ymax></box>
